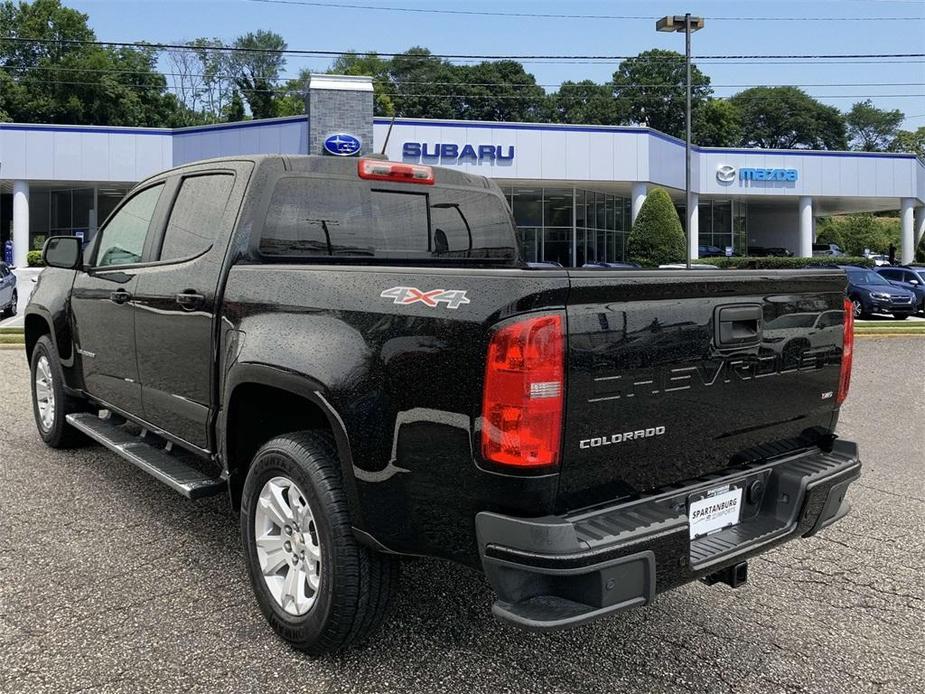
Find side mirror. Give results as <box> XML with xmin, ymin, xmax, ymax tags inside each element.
<box><xmin>43</xmin><ymin>236</ymin><xmax>83</xmax><ymax>270</ymax></box>
<box><xmin>910</xmin><ymin>279</ymin><xmax>920</xmax><ymax>285</ymax></box>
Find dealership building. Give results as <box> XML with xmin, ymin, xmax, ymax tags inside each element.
<box><xmin>1</xmin><ymin>74</ymin><xmax>924</xmax><ymax>268</ymax></box>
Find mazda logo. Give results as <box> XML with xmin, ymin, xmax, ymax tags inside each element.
<box><xmin>716</xmin><ymin>165</ymin><xmax>736</xmax><ymax>183</ymax></box>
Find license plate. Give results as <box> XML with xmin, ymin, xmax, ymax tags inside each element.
<box><xmin>688</xmin><ymin>486</ymin><xmax>743</xmax><ymax>539</ymax></box>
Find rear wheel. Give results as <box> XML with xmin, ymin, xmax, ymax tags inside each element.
<box><xmin>241</xmin><ymin>432</ymin><xmax>398</xmax><ymax>655</ymax></box>
<box><xmin>30</xmin><ymin>335</ymin><xmax>88</xmax><ymax>448</ymax></box>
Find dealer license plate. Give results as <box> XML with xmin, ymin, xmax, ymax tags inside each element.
<box><xmin>688</xmin><ymin>486</ymin><xmax>743</xmax><ymax>539</ymax></box>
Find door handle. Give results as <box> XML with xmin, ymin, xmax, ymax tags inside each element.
<box><xmin>109</xmin><ymin>289</ymin><xmax>132</xmax><ymax>304</ymax></box>
<box><xmin>175</xmin><ymin>291</ymin><xmax>205</xmax><ymax>310</ymax></box>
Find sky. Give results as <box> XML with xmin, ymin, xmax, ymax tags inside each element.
<box><xmin>67</xmin><ymin>0</ymin><xmax>925</xmax><ymax>129</ymax></box>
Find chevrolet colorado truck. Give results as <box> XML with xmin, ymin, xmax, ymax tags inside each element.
<box><xmin>25</xmin><ymin>155</ymin><xmax>861</xmax><ymax>654</ymax></box>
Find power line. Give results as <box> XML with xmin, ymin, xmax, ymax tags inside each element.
<box><xmin>240</xmin><ymin>0</ymin><xmax>925</xmax><ymax>21</ymax></box>
<box><xmin>6</xmin><ymin>75</ymin><xmax>924</xmax><ymax>101</ymax></box>
<box><xmin>4</xmin><ymin>65</ymin><xmax>925</xmax><ymax>90</ymax></box>
<box><xmin>1</xmin><ymin>36</ymin><xmax>923</xmax><ymax>62</ymax></box>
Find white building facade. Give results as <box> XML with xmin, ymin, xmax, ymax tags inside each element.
<box><xmin>1</xmin><ymin>102</ymin><xmax>923</xmax><ymax>268</ymax></box>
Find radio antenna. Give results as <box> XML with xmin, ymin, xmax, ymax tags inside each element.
<box><xmin>380</xmin><ymin>114</ymin><xmax>396</xmax><ymax>156</ymax></box>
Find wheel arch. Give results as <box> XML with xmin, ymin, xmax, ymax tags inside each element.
<box><xmin>220</xmin><ymin>363</ymin><xmax>363</xmax><ymax>527</ymax></box>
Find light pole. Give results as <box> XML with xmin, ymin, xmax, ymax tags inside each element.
<box><xmin>657</xmin><ymin>14</ymin><xmax>704</xmax><ymax>269</ymax></box>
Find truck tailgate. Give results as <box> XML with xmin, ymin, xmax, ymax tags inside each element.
<box><xmin>559</xmin><ymin>269</ymin><xmax>848</xmax><ymax>509</ymax></box>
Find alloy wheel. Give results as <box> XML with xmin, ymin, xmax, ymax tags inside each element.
<box><xmin>254</xmin><ymin>475</ymin><xmax>322</xmax><ymax>616</ymax></box>
<box><xmin>34</xmin><ymin>355</ymin><xmax>56</xmax><ymax>431</ymax></box>
<box><xmin>852</xmin><ymin>300</ymin><xmax>863</xmax><ymax>319</ymax></box>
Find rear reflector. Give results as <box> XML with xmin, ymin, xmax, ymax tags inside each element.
<box><xmin>358</xmin><ymin>158</ymin><xmax>434</xmax><ymax>185</ymax></box>
<box><xmin>481</xmin><ymin>313</ymin><xmax>564</xmax><ymax>468</ymax></box>
<box><xmin>837</xmin><ymin>297</ymin><xmax>853</xmax><ymax>405</ymax></box>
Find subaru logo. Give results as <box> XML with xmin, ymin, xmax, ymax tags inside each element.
<box><xmin>716</xmin><ymin>164</ymin><xmax>736</xmax><ymax>183</ymax></box>
<box><xmin>323</xmin><ymin>133</ymin><xmax>362</xmax><ymax>157</ymax></box>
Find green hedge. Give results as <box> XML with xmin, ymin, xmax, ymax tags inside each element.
<box><xmin>711</xmin><ymin>256</ymin><xmax>874</xmax><ymax>269</ymax></box>
<box><xmin>26</xmin><ymin>250</ymin><xmax>44</xmax><ymax>267</ymax></box>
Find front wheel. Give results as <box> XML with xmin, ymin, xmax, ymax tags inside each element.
<box><xmin>851</xmin><ymin>298</ymin><xmax>869</xmax><ymax>320</ymax></box>
<box><xmin>241</xmin><ymin>432</ymin><xmax>399</xmax><ymax>655</ymax></box>
<box><xmin>30</xmin><ymin>335</ymin><xmax>87</xmax><ymax>448</ymax></box>
<box><xmin>893</xmin><ymin>313</ymin><xmax>910</xmax><ymax>320</ymax></box>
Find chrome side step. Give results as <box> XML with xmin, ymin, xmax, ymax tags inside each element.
<box><xmin>66</xmin><ymin>413</ymin><xmax>226</xmax><ymax>499</ymax></box>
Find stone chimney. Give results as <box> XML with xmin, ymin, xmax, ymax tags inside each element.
<box><xmin>306</xmin><ymin>74</ymin><xmax>374</xmax><ymax>156</ymax></box>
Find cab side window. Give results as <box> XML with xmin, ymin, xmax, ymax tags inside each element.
<box><xmin>95</xmin><ymin>184</ymin><xmax>164</xmax><ymax>267</ymax></box>
<box><xmin>160</xmin><ymin>174</ymin><xmax>235</xmax><ymax>262</ymax></box>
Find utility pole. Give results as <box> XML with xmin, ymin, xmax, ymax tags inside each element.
<box><xmin>657</xmin><ymin>14</ymin><xmax>704</xmax><ymax>269</ymax></box>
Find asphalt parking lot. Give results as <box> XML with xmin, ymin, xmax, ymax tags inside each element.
<box><xmin>1</xmin><ymin>339</ymin><xmax>923</xmax><ymax>694</ymax></box>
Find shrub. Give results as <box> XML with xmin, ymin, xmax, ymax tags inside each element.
<box><xmin>26</xmin><ymin>250</ymin><xmax>44</xmax><ymax>267</ymax></box>
<box><xmin>815</xmin><ymin>214</ymin><xmax>900</xmax><ymax>256</ymax></box>
<box><xmin>627</xmin><ymin>187</ymin><xmax>686</xmax><ymax>267</ymax></box>
<box><xmin>31</xmin><ymin>234</ymin><xmax>46</xmax><ymax>251</ymax></box>
<box><xmin>712</xmin><ymin>256</ymin><xmax>873</xmax><ymax>269</ymax></box>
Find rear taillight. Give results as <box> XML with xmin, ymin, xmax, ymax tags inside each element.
<box><xmin>357</xmin><ymin>158</ymin><xmax>434</xmax><ymax>185</ymax></box>
<box><xmin>481</xmin><ymin>313</ymin><xmax>565</xmax><ymax>469</ymax></box>
<box><xmin>837</xmin><ymin>297</ymin><xmax>854</xmax><ymax>405</ymax></box>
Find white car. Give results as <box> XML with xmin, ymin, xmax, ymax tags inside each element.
<box><xmin>867</xmin><ymin>255</ymin><xmax>891</xmax><ymax>267</ymax></box>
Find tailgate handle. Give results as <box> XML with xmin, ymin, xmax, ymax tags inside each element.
<box><xmin>715</xmin><ymin>304</ymin><xmax>762</xmax><ymax>348</ymax></box>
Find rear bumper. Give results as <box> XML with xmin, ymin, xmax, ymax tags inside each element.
<box><xmin>476</xmin><ymin>439</ymin><xmax>861</xmax><ymax>631</ymax></box>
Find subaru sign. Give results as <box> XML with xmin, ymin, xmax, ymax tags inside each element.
<box><xmin>716</xmin><ymin>164</ymin><xmax>798</xmax><ymax>183</ymax></box>
<box><xmin>403</xmin><ymin>142</ymin><xmax>515</xmax><ymax>164</ymax></box>
<box><xmin>323</xmin><ymin>133</ymin><xmax>362</xmax><ymax>157</ymax></box>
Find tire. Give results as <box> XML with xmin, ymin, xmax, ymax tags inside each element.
<box><xmin>1</xmin><ymin>290</ymin><xmax>14</xmax><ymax>318</ymax></box>
<box><xmin>241</xmin><ymin>432</ymin><xmax>399</xmax><ymax>655</ymax></box>
<box><xmin>851</xmin><ymin>298</ymin><xmax>869</xmax><ymax>320</ymax></box>
<box><xmin>30</xmin><ymin>335</ymin><xmax>88</xmax><ymax>448</ymax></box>
<box><xmin>893</xmin><ymin>313</ymin><xmax>909</xmax><ymax>320</ymax></box>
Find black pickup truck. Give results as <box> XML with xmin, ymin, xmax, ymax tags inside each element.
<box><xmin>25</xmin><ymin>155</ymin><xmax>860</xmax><ymax>654</ymax></box>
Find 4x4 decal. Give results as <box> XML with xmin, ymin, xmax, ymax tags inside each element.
<box><xmin>380</xmin><ymin>286</ymin><xmax>471</xmax><ymax>309</ymax></box>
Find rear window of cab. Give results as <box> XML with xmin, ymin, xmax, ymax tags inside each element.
<box><xmin>259</xmin><ymin>177</ymin><xmax>516</xmax><ymax>261</ymax></box>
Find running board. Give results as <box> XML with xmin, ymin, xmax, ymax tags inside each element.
<box><xmin>65</xmin><ymin>413</ymin><xmax>226</xmax><ymax>499</ymax></box>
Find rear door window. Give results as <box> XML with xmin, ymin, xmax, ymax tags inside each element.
<box><xmin>160</xmin><ymin>173</ymin><xmax>235</xmax><ymax>262</ymax></box>
<box><xmin>260</xmin><ymin>177</ymin><xmax>515</xmax><ymax>261</ymax></box>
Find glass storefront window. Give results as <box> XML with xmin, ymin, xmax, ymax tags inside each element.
<box><xmin>507</xmin><ymin>185</ymin><xmax>630</xmax><ymax>267</ymax></box>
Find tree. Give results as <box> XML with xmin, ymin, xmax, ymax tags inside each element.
<box><xmin>815</xmin><ymin>214</ymin><xmax>899</xmax><ymax>255</ymax></box>
<box><xmin>453</xmin><ymin>60</ymin><xmax>546</xmax><ymax>122</ymax></box>
<box><xmin>223</xmin><ymin>90</ymin><xmax>245</xmax><ymax>122</ymax></box>
<box><xmin>626</xmin><ymin>187</ymin><xmax>686</xmax><ymax>266</ymax></box>
<box><xmin>230</xmin><ymin>30</ymin><xmax>286</xmax><ymax>119</ymax></box>
<box><xmin>548</xmin><ymin>80</ymin><xmax>623</xmax><ymax>125</ymax></box>
<box><xmin>730</xmin><ymin>87</ymin><xmax>847</xmax><ymax>150</ymax></box>
<box><xmin>846</xmin><ymin>100</ymin><xmax>903</xmax><ymax>151</ymax></box>
<box><xmin>693</xmin><ymin>99</ymin><xmax>741</xmax><ymax>147</ymax></box>
<box><xmin>890</xmin><ymin>126</ymin><xmax>925</xmax><ymax>159</ymax></box>
<box><xmin>388</xmin><ymin>47</ymin><xmax>460</xmax><ymax>119</ymax></box>
<box><xmin>329</xmin><ymin>52</ymin><xmax>395</xmax><ymax>115</ymax></box>
<box><xmin>0</xmin><ymin>0</ymin><xmax>185</xmax><ymax>126</ymax></box>
<box><xmin>611</xmin><ymin>49</ymin><xmax>711</xmax><ymax>138</ymax></box>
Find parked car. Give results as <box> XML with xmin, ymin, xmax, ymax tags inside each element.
<box><xmin>26</xmin><ymin>154</ymin><xmax>861</xmax><ymax>654</ymax></box>
<box><xmin>697</xmin><ymin>244</ymin><xmax>725</xmax><ymax>257</ymax></box>
<box><xmin>867</xmin><ymin>254</ymin><xmax>891</xmax><ymax>267</ymax></box>
<box><xmin>582</xmin><ymin>261</ymin><xmax>641</xmax><ymax>269</ymax></box>
<box><xmin>876</xmin><ymin>265</ymin><xmax>925</xmax><ymax>313</ymax></box>
<box><xmin>659</xmin><ymin>263</ymin><xmax>720</xmax><ymax>269</ymax></box>
<box><xmin>0</xmin><ymin>261</ymin><xmax>17</xmax><ymax>318</ymax></box>
<box><xmin>841</xmin><ymin>265</ymin><xmax>917</xmax><ymax>319</ymax></box>
<box><xmin>762</xmin><ymin>310</ymin><xmax>845</xmax><ymax>363</ymax></box>
<box><xmin>812</xmin><ymin>243</ymin><xmax>846</xmax><ymax>257</ymax></box>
